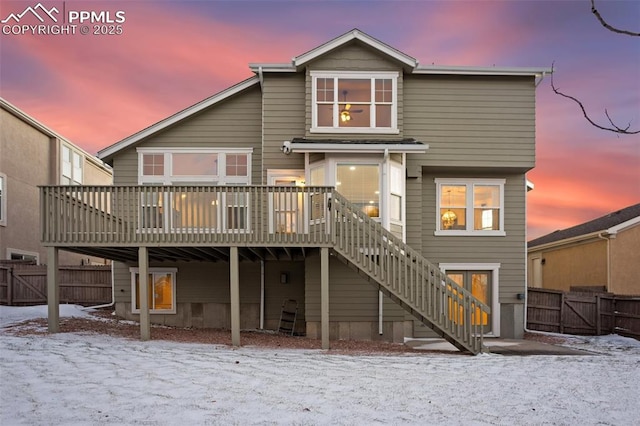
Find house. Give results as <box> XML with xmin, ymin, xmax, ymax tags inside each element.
<box><xmin>41</xmin><ymin>29</ymin><xmax>550</xmax><ymax>353</ymax></box>
<box><xmin>528</xmin><ymin>203</ymin><xmax>640</xmax><ymax>295</ymax></box>
<box><xmin>0</xmin><ymin>98</ymin><xmax>113</xmax><ymax>265</ymax></box>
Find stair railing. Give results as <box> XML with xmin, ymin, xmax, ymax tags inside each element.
<box><xmin>329</xmin><ymin>191</ymin><xmax>490</xmax><ymax>354</ymax></box>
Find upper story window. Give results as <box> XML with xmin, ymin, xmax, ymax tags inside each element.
<box><xmin>138</xmin><ymin>148</ymin><xmax>251</xmax><ymax>185</ymax></box>
<box><xmin>311</xmin><ymin>71</ymin><xmax>398</xmax><ymax>134</ymax></box>
<box><xmin>435</xmin><ymin>178</ymin><xmax>506</xmax><ymax>236</ymax></box>
<box><xmin>61</xmin><ymin>144</ymin><xmax>83</xmax><ymax>185</ymax></box>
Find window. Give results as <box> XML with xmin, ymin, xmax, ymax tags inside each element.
<box><xmin>137</xmin><ymin>149</ymin><xmax>251</xmax><ymax>232</ymax></box>
<box><xmin>435</xmin><ymin>179</ymin><xmax>505</xmax><ymax>236</ymax></box>
<box><xmin>0</xmin><ymin>173</ymin><xmax>6</xmax><ymax>226</ymax></box>
<box><xmin>7</xmin><ymin>249</ymin><xmax>39</xmax><ymax>264</ymax></box>
<box><xmin>61</xmin><ymin>145</ymin><xmax>83</xmax><ymax>185</ymax></box>
<box><xmin>130</xmin><ymin>268</ymin><xmax>177</xmax><ymax>314</ymax></box>
<box><xmin>138</xmin><ymin>149</ymin><xmax>250</xmax><ymax>185</ymax></box>
<box><xmin>311</xmin><ymin>71</ymin><xmax>398</xmax><ymax>133</ymax></box>
<box><xmin>337</xmin><ymin>164</ymin><xmax>380</xmax><ymax>218</ymax></box>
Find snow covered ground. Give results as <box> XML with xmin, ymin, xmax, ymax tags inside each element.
<box><xmin>1</xmin><ymin>305</ymin><xmax>639</xmax><ymax>425</ymax></box>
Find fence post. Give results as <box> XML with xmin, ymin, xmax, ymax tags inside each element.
<box><xmin>7</xmin><ymin>267</ymin><xmax>13</xmax><ymax>306</ymax></box>
<box><xmin>596</xmin><ymin>294</ymin><xmax>601</xmax><ymax>335</ymax></box>
<box><xmin>559</xmin><ymin>292</ymin><xmax>565</xmax><ymax>334</ymax></box>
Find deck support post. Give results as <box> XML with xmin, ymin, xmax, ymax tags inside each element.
<box><xmin>321</xmin><ymin>247</ymin><xmax>330</xmax><ymax>350</ymax></box>
<box><xmin>230</xmin><ymin>246</ymin><xmax>241</xmax><ymax>347</ymax></box>
<box><xmin>47</xmin><ymin>246</ymin><xmax>59</xmax><ymax>333</ymax></box>
<box><xmin>139</xmin><ymin>246</ymin><xmax>150</xmax><ymax>341</ymax></box>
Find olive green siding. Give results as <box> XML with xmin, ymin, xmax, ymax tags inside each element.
<box><xmin>420</xmin><ymin>172</ymin><xmax>527</xmax><ymax>303</ymax></box>
<box><xmin>403</xmin><ymin>75</ymin><xmax>536</xmax><ymax>169</ymax></box>
<box><xmin>304</xmin><ymin>253</ymin><xmax>404</xmax><ymax>322</ymax></box>
<box><xmin>112</xmin><ymin>85</ymin><xmax>263</xmax><ymax>185</ymax></box>
<box><xmin>114</xmin><ymin>259</ymin><xmax>306</xmax><ymax>332</ymax></box>
<box><xmin>262</xmin><ymin>73</ymin><xmax>306</xmax><ymax>182</ymax></box>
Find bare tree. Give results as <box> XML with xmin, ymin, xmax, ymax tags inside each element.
<box><xmin>550</xmin><ymin>0</ymin><xmax>639</xmax><ymax>135</ymax></box>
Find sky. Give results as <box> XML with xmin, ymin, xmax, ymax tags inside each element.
<box><xmin>1</xmin><ymin>305</ymin><xmax>640</xmax><ymax>424</ymax></box>
<box><xmin>0</xmin><ymin>0</ymin><xmax>638</xmax><ymax>240</ymax></box>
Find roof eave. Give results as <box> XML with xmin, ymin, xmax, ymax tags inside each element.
<box><xmin>98</xmin><ymin>76</ymin><xmax>260</xmax><ymax>163</ymax></box>
<box><xmin>607</xmin><ymin>216</ymin><xmax>640</xmax><ymax>235</ymax></box>
<box><xmin>413</xmin><ymin>65</ymin><xmax>552</xmax><ymax>77</ymax></box>
<box><xmin>293</xmin><ymin>29</ymin><xmax>417</xmax><ymax>70</ymax></box>
<box><xmin>289</xmin><ymin>142</ymin><xmax>428</xmax><ymax>154</ymax></box>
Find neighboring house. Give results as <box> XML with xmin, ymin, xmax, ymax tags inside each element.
<box><xmin>41</xmin><ymin>30</ymin><xmax>550</xmax><ymax>353</ymax></box>
<box><xmin>528</xmin><ymin>203</ymin><xmax>640</xmax><ymax>295</ymax></box>
<box><xmin>0</xmin><ymin>98</ymin><xmax>113</xmax><ymax>265</ymax></box>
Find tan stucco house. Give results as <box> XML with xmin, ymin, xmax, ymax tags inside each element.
<box><xmin>0</xmin><ymin>98</ymin><xmax>112</xmax><ymax>265</ymax></box>
<box><xmin>41</xmin><ymin>30</ymin><xmax>550</xmax><ymax>353</ymax></box>
<box><xmin>528</xmin><ymin>203</ymin><xmax>640</xmax><ymax>296</ymax></box>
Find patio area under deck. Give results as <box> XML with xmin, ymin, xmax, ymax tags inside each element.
<box><xmin>41</xmin><ymin>184</ymin><xmax>491</xmax><ymax>354</ymax></box>
<box><xmin>41</xmin><ymin>185</ymin><xmax>337</xmax><ymax>348</ymax></box>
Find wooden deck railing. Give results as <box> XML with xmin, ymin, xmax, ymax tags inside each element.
<box><xmin>41</xmin><ymin>185</ymin><xmax>333</xmax><ymax>246</ymax></box>
<box><xmin>329</xmin><ymin>192</ymin><xmax>490</xmax><ymax>354</ymax></box>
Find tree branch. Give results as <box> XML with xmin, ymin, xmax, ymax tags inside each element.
<box><xmin>550</xmin><ymin>63</ymin><xmax>640</xmax><ymax>135</ymax></box>
<box><xmin>591</xmin><ymin>0</ymin><xmax>640</xmax><ymax>36</ymax></box>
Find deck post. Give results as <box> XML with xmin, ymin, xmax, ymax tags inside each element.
<box><xmin>230</xmin><ymin>246</ymin><xmax>241</xmax><ymax>346</ymax></box>
<box><xmin>139</xmin><ymin>246</ymin><xmax>150</xmax><ymax>341</ymax></box>
<box><xmin>47</xmin><ymin>246</ymin><xmax>59</xmax><ymax>333</ymax></box>
<box><xmin>321</xmin><ymin>247</ymin><xmax>330</xmax><ymax>350</ymax></box>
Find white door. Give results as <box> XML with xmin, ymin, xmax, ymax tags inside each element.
<box><xmin>267</xmin><ymin>170</ymin><xmax>305</xmax><ymax>234</ymax></box>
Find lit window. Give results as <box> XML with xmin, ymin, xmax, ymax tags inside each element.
<box><xmin>312</xmin><ymin>71</ymin><xmax>397</xmax><ymax>132</ymax></box>
<box><xmin>130</xmin><ymin>268</ymin><xmax>177</xmax><ymax>314</ymax></box>
<box><xmin>435</xmin><ymin>179</ymin><xmax>505</xmax><ymax>235</ymax></box>
<box><xmin>337</xmin><ymin>164</ymin><xmax>380</xmax><ymax>218</ymax></box>
<box><xmin>61</xmin><ymin>145</ymin><xmax>83</xmax><ymax>185</ymax></box>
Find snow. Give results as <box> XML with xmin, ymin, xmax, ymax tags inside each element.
<box><xmin>1</xmin><ymin>306</ymin><xmax>639</xmax><ymax>425</ymax></box>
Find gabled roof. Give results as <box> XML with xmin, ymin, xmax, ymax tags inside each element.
<box><xmin>98</xmin><ymin>76</ymin><xmax>259</xmax><ymax>163</ymax></box>
<box><xmin>0</xmin><ymin>97</ymin><xmax>112</xmax><ymax>173</ymax></box>
<box><xmin>528</xmin><ymin>203</ymin><xmax>640</xmax><ymax>248</ymax></box>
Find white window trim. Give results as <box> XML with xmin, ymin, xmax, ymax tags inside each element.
<box><xmin>129</xmin><ymin>267</ymin><xmax>177</xmax><ymax>314</ymax></box>
<box><xmin>7</xmin><ymin>248</ymin><xmax>40</xmax><ymax>264</ymax></box>
<box><xmin>434</xmin><ymin>178</ymin><xmax>506</xmax><ymax>236</ymax></box>
<box><xmin>137</xmin><ymin>148</ymin><xmax>252</xmax><ymax>185</ymax></box>
<box><xmin>0</xmin><ymin>172</ymin><xmax>6</xmax><ymax>226</ymax></box>
<box><xmin>61</xmin><ymin>144</ymin><xmax>84</xmax><ymax>185</ymax></box>
<box><xmin>439</xmin><ymin>263</ymin><xmax>501</xmax><ymax>337</ymax></box>
<box><xmin>310</xmin><ymin>70</ymin><xmax>399</xmax><ymax>134</ymax></box>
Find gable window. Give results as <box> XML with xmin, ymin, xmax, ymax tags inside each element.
<box><xmin>311</xmin><ymin>71</ymin><xmax>398</xmax><ymax>133</ymax></box>
<box><xmin>0</xmin><ymin>173</ymin><xmax>5</xmax><ymax>226</ymax></box>
<box><xmin>61</xmin><ymin>144</ymin><xmax>83</xmax><ymax>185</ymax></box>
<box><xmin>130</xmin><ymin>267</ymin><xmax>177</xmax><ymax>314</ymax></box>
<box><xmin>435</xmin><ymin>178</ymin><xmax>505</xmax><ymax>236</ymax></box>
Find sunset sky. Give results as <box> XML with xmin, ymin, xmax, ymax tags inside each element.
<box><xmin>1</xmin><ymin>0</ymin><xmax>638</xmax><ymax>240</ymax></box>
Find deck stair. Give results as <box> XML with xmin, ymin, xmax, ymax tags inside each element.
<box><xmin>329</xmin><ymin>192</ymin><xmax>490</xmax><ymax>354</ymax></box>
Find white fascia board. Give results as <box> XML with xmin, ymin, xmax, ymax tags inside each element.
<box><xmin>289</xmin><ymin>142</ymin><xmax>428</xmax><ymax>154</ymax></box>
<box><xmin>528</xmin><ymin>231</ymin><xmax>603</xmax><ymax>252</ymax></box>
<box><xmin>98</xmin><ymin>76</ymin><xmax>260</xmax><ymax>161</ymax></box>
<box><xmin>248</xmin><ymin>63</ymin><xmax>296</xmax><ymax>73</ymax></box>
<box><xmin>1</xmin><ymin>97</ymin><xmax>112</xmax><ymax>173</ymax></box>
<box><xmin>293</xmin><ymin>29</ymin><xmax>417</xmax><ymax>69</ymax></box>
<box><xmin>414</xmin><ymin>65</ymin><xmax>552</xmax><ymax>77</ymax></box>
<box><xmin>607</xmin><ymin>216</ymin><xmax>640</xmax><ymax>235</ymax></box>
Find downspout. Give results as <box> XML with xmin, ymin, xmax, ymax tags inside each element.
<box><xmin>82</xmin><ymin>262</ymin><xmax>115</xmax><ymax>311</ymax></box>
<box><xmin>379</xmin><ymin>149</ymin><xmax>390</xmax><ymax>335</ymax></box>
<box><xmin>597</xmin><ymin>232</ymin><xmax>611</xmax><ymax>292</ymax></box>
<box><xmin>260</xmin><ymin>260</ymin><xmax>265</xmax><ymax>329</ymax></box>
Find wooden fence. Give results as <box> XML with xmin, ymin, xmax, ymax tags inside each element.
<box><xmin>0</xmin><ymin>264</ymin><xmax>112</xmax><ymax>306</ymax></box>
<box><xmin>527</xmin><ymin>288</ymin><xmax>640</xmax><ymax>340</ymax></box>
